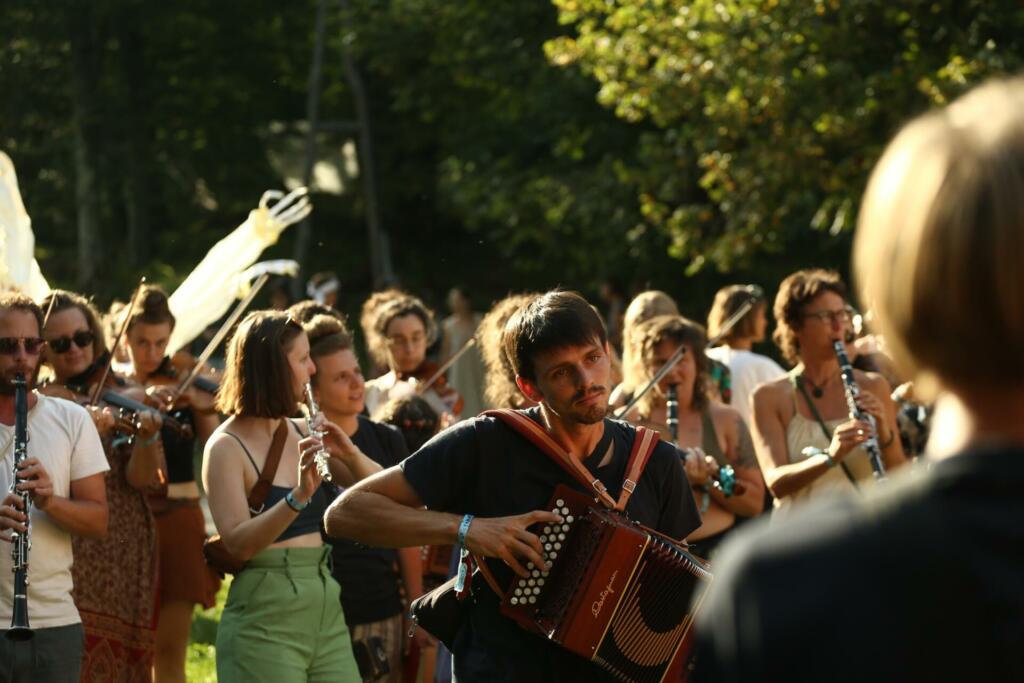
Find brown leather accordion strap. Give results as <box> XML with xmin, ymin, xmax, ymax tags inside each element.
<box><xmin>246</xmin><ymin>419</ymin><xmax>289</xmax><ymax>515</ymax></box>
<box><xmin>616</xmin><ymin>425</ymin><xmax>659</xmax><ymax>512</ymax></box>
<box><xmin>482</xmin><ymin>409</ymin><xmax>618</xmax><ymax>509</ymax></box>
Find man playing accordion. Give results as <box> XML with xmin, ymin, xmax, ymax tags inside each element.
<box><xmin>326</xmin><ymin>290</ymin><xmax>701</xmax><ymax>682</ymax></box>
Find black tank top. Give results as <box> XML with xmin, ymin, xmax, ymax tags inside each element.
<box><xmin>224</xmin><ymin>420</ymin><xmax>329</xmax><ymax>542</ymax></box>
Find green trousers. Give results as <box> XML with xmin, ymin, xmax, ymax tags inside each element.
<box><xmin>216</xmin><ymin>546</ymin><xmax>360</xmax><ymax>683</ymax></box>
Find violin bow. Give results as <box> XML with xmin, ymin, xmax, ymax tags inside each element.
<box><xmin>614</xmin><ymin>297</ymin><xmax>757</xmax><ymax>419</ymax></box>
<box><xmin>172</xmin><ymin>272</ymin><xmax>271</xmax><ymax>401</ymax></box>
<box><xmin>90</xmin><ymin>277</ymin><xmax>146</xmax><ymax>406</ymax></box>
<box><xmin>418</xmin><ymin>337</ymin><xmax>477</xmax><ymax>395</ymax></box>
<box><xmin>41</xmin><ymin>292</ymin><xmax>59</xmax><ymax>329</ymax></box>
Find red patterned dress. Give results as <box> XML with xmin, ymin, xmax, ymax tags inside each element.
<box><xmin>72</xmin><ymin>433</ymin><xmax>159</xmax><ymax>682</ymax></box>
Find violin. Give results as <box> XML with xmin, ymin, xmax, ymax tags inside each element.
<box><xmin>397</xmin><ymin>360</ymin><xmax>464</xmax><ymax>416</ymax></box>
<box><xmin>140</xmin><ymin>354</ymin><xmax>220</xmax><ymax>416</ymax></box>
<box><xmin>39</xmin><ymin>356</ymin><xmax>193</xmax><ymax>440</ymax></box>
<box><xmin>148</xmin><ymin>352</ymin><xmax>221</xmax><ymax>395</ymax></box>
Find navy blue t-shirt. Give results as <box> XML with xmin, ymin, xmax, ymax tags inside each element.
<box><xmin>328</xmin><ymin>416</ymin><xmax>409</xmax><ymax>625</ymax></box>
<box><xmin>401</xmin><ymin>408</ymin><xmax>700</xmax><ymax>683</ymax></box>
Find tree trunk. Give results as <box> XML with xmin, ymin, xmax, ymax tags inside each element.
<box><xmin>116</xmin><ymin>13</ymin><xmax>151</xmax><ymax>267</ymax></box>
<box><xmin>68</xmin><ymin>2</ymin><xmax>102</xmax><ymax>290</ymax></box>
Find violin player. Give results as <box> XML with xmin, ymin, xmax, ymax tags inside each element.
<box><xmin>122</xmin><ymin>285</ymin><xmax>220</xmax><ymax>683</ymax></box>
<box><xmin>362</xmin><ymin>292</ymin><xmax>463</xmax><ymax>423</ymax></box>
<box><xmin>39</xmin><ymin>289</ymin><xmax>163</xmax><ymax>682</ymax></box>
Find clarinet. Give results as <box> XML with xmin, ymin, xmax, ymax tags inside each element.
<box><xmin>666</xmin><ymin>383</ymin><xmax>679</xmax><ymax>444</ymax></box>
<box><xmin>7</xmin><ymin>374</ymin><xmax>33</xmax><ymax>641</ymax></box>
<box><xmin>302</xmin><ymin>383</ymin><xmax>332</xmax><ymax>482</ymax></box>
<box><xmin>833</xmin><ymin>340</ymin><xmax>887</xmax><ymax>481</ymax></box>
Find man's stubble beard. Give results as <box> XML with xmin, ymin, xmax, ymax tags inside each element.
<box><xmin>0</xmin><ymin>367</ymin><xmax>38</xmax><ymax>395</ymax></box>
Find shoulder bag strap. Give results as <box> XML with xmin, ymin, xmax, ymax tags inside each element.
<box><xmin>246</xmin><ymin>419</ymin><xmax>289</xmax><ymax>514</ymax></box>
<box><xmin>789</xmin><ymin>374</ymin><xmax>859</xmax><ymax>488</ymax></box>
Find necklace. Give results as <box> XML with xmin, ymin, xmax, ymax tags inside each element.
<box><xmin>800</xmin><ymin>371</ymin><xmax>835</xmax><ymax>399</ymax></box>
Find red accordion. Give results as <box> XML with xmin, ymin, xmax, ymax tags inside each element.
<box><xmin>499</xmin><ymin>484</ymin><xmax>711</xmax><ymax>683</ymax></box>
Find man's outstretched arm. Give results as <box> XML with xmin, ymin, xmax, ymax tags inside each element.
<box><xmin>324</xmin><ymin>465</ymin><xmax>560</xmax><ymax>577</ymax></box>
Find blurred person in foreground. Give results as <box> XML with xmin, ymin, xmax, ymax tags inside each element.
<box><xmin>694</xmin><ymin>76</ymin><xmax>1024</xmax><ymax>681</ymax></box>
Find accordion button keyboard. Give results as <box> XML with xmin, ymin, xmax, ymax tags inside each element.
<box><xmin>566</xmin><ymin>515</ymin><xmax>574</xmax><ymax>524</ymax></box>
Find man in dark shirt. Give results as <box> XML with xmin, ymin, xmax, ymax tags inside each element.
<box><xmin>304</xmin><ymin>313</ymin><xmax>424</xmax><ymax>682</ymax></box>
<box><xmin>330</xmin><ymin>416</ymin><xmax>410</xmax><ymax>678</ymax></box>
<box><xmin>325</xmin><ymin>291</ymin><xmax>700</xmax><ymax>682</ymax></box>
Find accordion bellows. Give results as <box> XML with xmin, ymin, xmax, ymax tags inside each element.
<box><xmin>500</xmin><ymin>485</ymin><xmax>711</xmax><ymax>683</ymax></box>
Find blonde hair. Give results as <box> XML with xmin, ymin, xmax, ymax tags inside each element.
<box><xmin>620</xmin><ymin>291</ymin><xmax>679</xmax><ymax>394</ymax></box>
<box><xmin>855</xmin><ymin>76</ymin><xmax>1024</xmax><ymax>395</ymax></box>
<box><xmin>707</xmin><ymin>285</ymin><xmax>764</xmax><ymax>345</ymax></box>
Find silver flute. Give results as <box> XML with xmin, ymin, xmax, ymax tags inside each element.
<box><xmin>302</xmin><ymin>382</ymin><xmax>332</xmax><ymax>482</ymax></box>
<box><xmin>7</xmin><ymin>374</ymin><xmax>33</xmax><ymax>640</ymax></box>
<box><xmin>833</xmin><ymin>340</ymin><xmax>887</xmax><ymax>481</ymax></box>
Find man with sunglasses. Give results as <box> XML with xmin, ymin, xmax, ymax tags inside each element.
<box><xmin>0</xmin><ymin>293</ymin><xmax>109</xmax><ymax>682</ymax></box>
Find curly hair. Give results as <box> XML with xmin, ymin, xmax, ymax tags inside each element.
<box><xmin>629</xmin><ymin>315</ymin><xmax>710</xmax><ymax>419</ymax></box>
<box><xmin>360</xmin><ymin>290</ymin><xmax>437</xmax><ymax>369</ymax></box>
<box><xmin>375</xmin><ymin>393</ymin><xmax>440</xmax><ymax>454</ymax></box>
<box><xmin>772</xmin><ymin>269</ymin><xmax>847</xmax><ymax>365</ymax></box>
<box><xmin>477</xmin><ymin>293</ymin><xmax>537</xmax><ymax>408</ymax></box>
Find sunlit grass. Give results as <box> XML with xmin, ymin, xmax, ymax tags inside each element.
<box><xmin>186</xmin><ymin>577</ymin><xmax>230</xmax><ymax>682</ymax></box>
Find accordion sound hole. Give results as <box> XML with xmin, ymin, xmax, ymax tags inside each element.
<box><xmin>595</xmin><ymin>541</ymin><xmax>704</xmax><ymax>683</ymax></box>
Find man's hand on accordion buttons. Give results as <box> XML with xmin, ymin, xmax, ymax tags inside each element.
<box><xmin>464</xmin><ymin>510</ymin><xmax>563</xmax><ymax>578</ymax></box>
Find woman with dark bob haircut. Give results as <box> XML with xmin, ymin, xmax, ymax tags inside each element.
<box><xmin>203</xmin><ymin>311</ymin><xmax>382</xmax><ymax>682</ymax></box>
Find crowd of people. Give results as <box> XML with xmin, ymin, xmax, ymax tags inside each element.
<box><xmin>0</xmin><ymin>75</ymin><xmax>1021</xmax><ymax>682</ymax></box>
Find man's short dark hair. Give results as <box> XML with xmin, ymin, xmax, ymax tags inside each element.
<box><xmin>502</xmin><ymin>290</ymin><xmax>607</xmax><ymax>383</ymax></box>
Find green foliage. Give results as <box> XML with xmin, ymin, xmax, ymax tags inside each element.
<box><xmin>4</xmin><ymin>0</ymin><xmax>1022</xmax><ymax>313</ymax></box>
<box><xmin>346</xmin><ymin>0</ymin><xmax>674</xmax><ymax>293</ymax></box>
<box><xmin>186</xmin><ymin>576</ymin><xmax>230</xmax><ymax>682</ymax></box>
<box><xmin>546</xmin><ymin>0</ymin><xmax>1024</xmax><ymax>272</ymax></box>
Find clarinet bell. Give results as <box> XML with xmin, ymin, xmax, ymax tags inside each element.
<box><xmin>6</xmin><ymin>595</ymin><xmax>32</xmax><ymax>641</ymax></box>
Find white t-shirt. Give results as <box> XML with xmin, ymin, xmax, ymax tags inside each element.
<box><xmin>706</xmin><ymin>347</ymin><xmax>786</xmax><ymax>428</ymax></box>
<box><xmin>0</xmin><ymin>392</ymin><xmax>109</xmax><ymax>629</ymax></box>
<box><xmin>364</xmin><ymin>371</ymin><xmax>460</xmax><ymax>423</ymax></box>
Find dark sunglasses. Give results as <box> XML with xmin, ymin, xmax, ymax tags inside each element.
<box><xmin>0</xmin><ymin>337</ymin><xmax>45</xmax><ymax>356</ymax></box>
<box><xmin>47</xmin><ymin>330</ymin><xmax>95</xmax><ymax>354</ymax></box>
